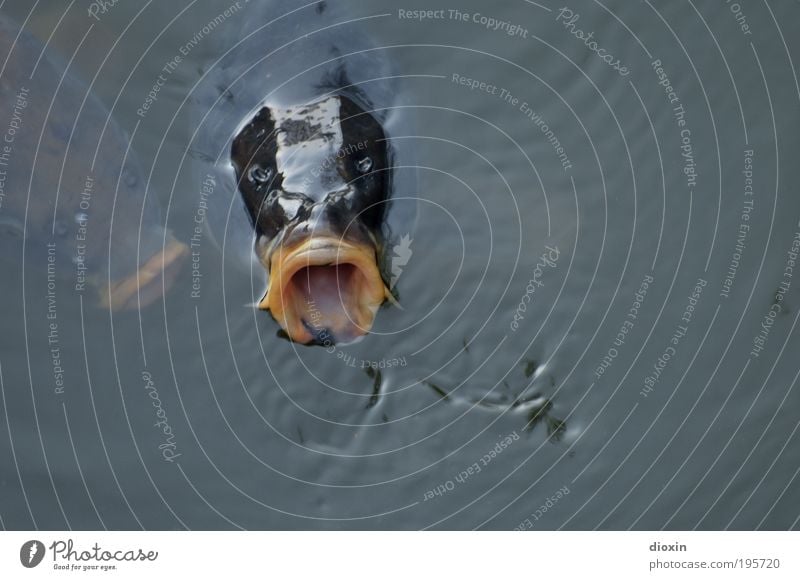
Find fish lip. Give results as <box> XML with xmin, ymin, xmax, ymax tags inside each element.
<box><xmin>260</xmin><ymin>235</ymin><xmax>388</xmax><ymax>345</ymax></box>
<box><xmin>100</xmin><ymin>237</ymin><xmax>189</xmax><ymax>311</ymax></box>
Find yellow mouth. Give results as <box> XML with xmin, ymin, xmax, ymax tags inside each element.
<box><xmin>259</xmin><ymin>236</ymin><xmax>390</xmax><ymax>344</ymax></box>
<box><xmin>100</xmin><ymin>237</ymin><xmax>189</xmax><ymax>311</ymax></box>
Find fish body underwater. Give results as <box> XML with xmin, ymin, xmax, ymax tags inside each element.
<box><xmin>0</xmin><ymin>13</ymin><xmax>187</xmax><ymax>311</ymax></box>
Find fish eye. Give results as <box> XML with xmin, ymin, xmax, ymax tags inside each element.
<box><xmin>356</xmin><ymin>157</ymin><xmax>373</xmax><ymax>174</ymax></box>
<box><xmin>0</xmin><ymin>216</ymin><xmax>24</xmax><ymax>239</ymax></box>
<box><xmin>248</xmin><ymin>164</ymin><xmax>273</xmax><ymax>186</ymax></box>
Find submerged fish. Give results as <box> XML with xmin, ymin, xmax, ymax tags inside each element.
<box><xmin>191</xmin><ymin>0</ymin><xmax>416</xmax><ymax>345</ymax></box>
<box><xmin>0</xmin><ymin>14</ymin><xmax>187</xmax><ymax>310</ymax></box>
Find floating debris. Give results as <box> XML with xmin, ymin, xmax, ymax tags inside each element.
<box><xmin>424</xmin><ymin>380</ymin><xmax>450</xmax><ymax>401</ymax></box>
<box><xmin>365</xmin><ymin>367</ymin><xmax>382</xmax><ymax>409</ymax></box>
<box><xmin>524</xmin><ymin>399</ymin><xmax>567</xmax><ymax>442</ymax></box>
<box><xmin>523</xmin><ymin>359</ymin><xmax>538</xmax><ymax>378</ymax></box>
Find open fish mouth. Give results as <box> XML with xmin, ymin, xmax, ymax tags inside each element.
<box><xmin>260</xmin><ymin>236</ymin><xmax>390</xmax><ymax>345</ymax></box>
<box><xmin>100</xmin><ymin>237</ymin><xmax>189</xmax><ymax>311</ymax></box>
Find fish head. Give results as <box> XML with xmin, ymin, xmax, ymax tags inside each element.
<box><xmin>232</xmin><ymin>94</ymin><xmax>393</xmax><ymax>345</ymax></box>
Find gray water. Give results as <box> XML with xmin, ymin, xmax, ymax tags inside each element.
<box><xmin>1</xmin><ymin>0</ymin><xmax>799</xmax><ymax>530</ymax></box>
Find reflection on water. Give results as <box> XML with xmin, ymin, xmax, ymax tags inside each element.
<box><xmin>0</xmin><ymin>0</ymin><xmax>799</xmax><ymax>530</ymax></box>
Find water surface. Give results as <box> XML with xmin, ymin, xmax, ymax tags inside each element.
<box><xmin>1</xmin><ymin>0</ymin><xmax>799</xmax><ymax>530</ymax></box>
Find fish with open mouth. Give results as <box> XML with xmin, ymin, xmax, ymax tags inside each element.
<box><xmin>0</xmin><ymin>13</ymin><xmax>187</xmax><ymax>311</ymax></box>
<box><xmin>190</xmin><ymin>0</ymin><xmax>417</xmax><ymax>345</ymax></box>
